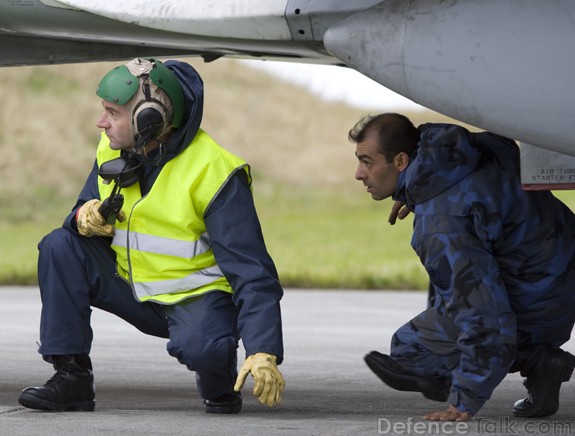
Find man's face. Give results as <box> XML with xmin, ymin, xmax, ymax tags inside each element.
<box><xmin>96</xmin><ymin>100</ymin><xmax>133</xmax><ymax>150</ymax></box>
<box><xmin>355</xmin><ymin>133</ymin><xmax>401</xmax><ymax>201</ymax></box>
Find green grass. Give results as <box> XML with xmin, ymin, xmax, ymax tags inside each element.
<box><xmin>255</xmin><ymin>184</ymin><xmax>426</xmax><ymax>289</ymax></box>
<box><xmin>0</xmin><ymin>222</ymin><xmax>45</xmax><ymax>284</ymax></box>
<box><xmin>0</xmin><ymin>183</ymin><xmax>428</xmax><ymax>289</ymax></box>
<box><xmin>3</xmin><ymin>184</ymin><xmax>575</xmax><ymax>290</ymax></box>
<box><xmin>4</xmin><ymin>181</ymin><xmax>575</xmax><ymax>289</ymax></box>
<box><xmin>3</xmin><ymin>60</ymin><xmax>575</xmax><ymax>290</ymax></box>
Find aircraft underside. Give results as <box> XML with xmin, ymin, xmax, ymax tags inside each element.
<box><xmin>1</xmin><ymin>0</ymin><xmax>574</xmax><ymax>161</ymax></box>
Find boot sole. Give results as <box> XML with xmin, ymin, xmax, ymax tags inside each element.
<box><xmin>18</xmin><ymin>392</ymin><xmax>95</xmax><ymax>412</ymax></box>
<box><xmin>204</xmin><ymin>403</ymin><xmax>242</xmax><ymax>414</ymax></box>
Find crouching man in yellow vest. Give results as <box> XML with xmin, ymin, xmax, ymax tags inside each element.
<box><xmin>18</xmin><ymin>58</ymin><xmax>285</xmax><ymax>414</ymax></box>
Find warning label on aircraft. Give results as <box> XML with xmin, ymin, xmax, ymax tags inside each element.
<box><xmin>520</xmin><ymin>143</ymin><xmax>575</xmax><ymax>190</ymax></box>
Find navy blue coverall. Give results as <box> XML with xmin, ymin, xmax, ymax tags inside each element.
<box><xmin>390</xmin><ymin>123</ymin><xmax>575</xmax><ymax>415</ymax></box>
<box><xmin>36</xmin><ymin>60</ymin><xmax>284</xmax><ymax>401</ymax></box>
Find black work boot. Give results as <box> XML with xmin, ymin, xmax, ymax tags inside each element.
<box><xmin>513</xmin><ymin>346</ymin><xmax>575</xmax><ymax>418</ymax></box>
<box><xmin>364</xmin><ymin>351</ymin><xmax>451</xmax><ymax>402</ymax></box>
<box><xmin>203</xmin><ymin>392</ymin><xmax>242</xmax><ymax>414</ymax></box>
<box><xmin>18</xmin><ymin>354</ymin><xmax>95</xmax><ymax>411</ymax></box>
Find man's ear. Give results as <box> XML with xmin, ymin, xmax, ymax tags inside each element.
<box><xmin>394</xmin><ymin>152</ymin><xmax>410</xmax><ymax>171</ymax></box>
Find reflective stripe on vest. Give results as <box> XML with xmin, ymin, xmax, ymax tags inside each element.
<box><xmin>113</xmin><ymin>229</ymin><xmax>212</xmax><ymax>258</ymax></box>
<box><xmin>96</xmin><ymin>129</ymin><xmax>251</xmax><ymax>304</ymax></box>
<box><xmin>130</xmin><ymin>265</ymin><xmax>225</xmax><ymax>297</ymax></box>
<box><xmin>112</xmin><ymin>229</ymin><xmax>224</xmax><ymax>296</ymax></box>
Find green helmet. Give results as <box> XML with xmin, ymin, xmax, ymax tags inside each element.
<box><xmin>96</xmin><ymin>58</ymin><xmax>185</xmax><ymax>128</ymax></box>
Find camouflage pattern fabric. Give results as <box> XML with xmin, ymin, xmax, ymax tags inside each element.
<box><xmin>391</xmin><ymin>123</ymin><xmax>575</xmax><ymax>415</ymax></box>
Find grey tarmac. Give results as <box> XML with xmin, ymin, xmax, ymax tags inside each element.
<box><xmin>1</xmin><ymin>287</ymin><xmax>574</xmax><ymax>436</ymax></box>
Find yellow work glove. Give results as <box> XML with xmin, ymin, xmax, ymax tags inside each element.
<box><xmin>234</xmin><ymin>353</ymin><xmax>285</xmax><ymax>407</ymax></box>
<box><xmin>76</xmin><ymin>199</ymin><xmax>126</xmax><ymax>237</ymax></box>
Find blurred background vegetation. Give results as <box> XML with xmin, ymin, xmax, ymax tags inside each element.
<box><xmin>1</xmin><ymin>59</ymin><xmax>573</xmax><ymax>289</ymax></box>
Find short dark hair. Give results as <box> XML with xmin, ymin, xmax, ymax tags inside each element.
<box><xmin>348</xmin><ymin>113</ymin><xmax>419</xmax><ymax>162</ymax></box>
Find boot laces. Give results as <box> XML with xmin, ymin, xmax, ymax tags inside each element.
<box><xmin>45</xmin><ymin>369</ymin><xmax>67</xmax><ymax>386</ymax></box>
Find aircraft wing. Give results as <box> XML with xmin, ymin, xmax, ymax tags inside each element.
<box><xmin>0</xmin><ymin>0</ymin><xmax>360</xmax><ymax>66</ymax></box>
<box><xmin>2</xmin><ymin>0</ymin><xmax>575</xmax><ymax>157</ymax></box>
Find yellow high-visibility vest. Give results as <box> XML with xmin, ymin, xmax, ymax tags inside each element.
<box><xmin>96</xmin><ymin>130</ymin><xmax>251</xmax><ymax>304</ymax></box>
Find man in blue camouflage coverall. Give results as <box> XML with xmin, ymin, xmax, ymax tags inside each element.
<box><xmin>350</xmin><ymin>113</ymin><xmax>575</xmax><ymax>421</ymax></box>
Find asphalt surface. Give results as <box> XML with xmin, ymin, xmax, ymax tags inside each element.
<box><xmin>1</xmin><ymin>287</ymin><xmax>574</xmax><ymax>436</ymax></box>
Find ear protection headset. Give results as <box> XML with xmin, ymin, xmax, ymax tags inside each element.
<box><xmin>131</xmin><ymin>73</ymin><xmax>170</xmax><ymax>146</ymax></box>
